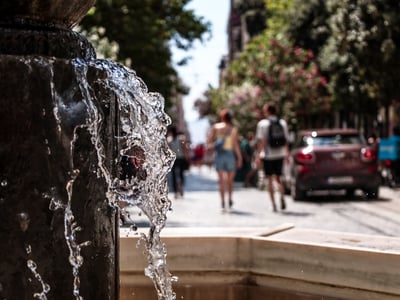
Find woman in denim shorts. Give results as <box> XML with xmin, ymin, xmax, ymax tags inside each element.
<box><xmin>207</xmin><ymin>109</ymin><xmax>242</xmax><ymax>212</ymax></box>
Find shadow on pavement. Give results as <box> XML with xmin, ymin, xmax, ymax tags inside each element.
<box><xmin>280</xmin><ymin>211</ymin><xmax>314</xmax><ymax>217</ymax></box>
<box><xmin>226</xmin><ymin>210</ymin><xmax>255</xmax><ymax>217</ymax></box>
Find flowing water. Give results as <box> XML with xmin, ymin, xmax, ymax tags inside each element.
<box><xmin>70</xmin><ymin>58</ymin><xmax>177</xmax><ymax>299</ymax></box>
<box><xmin>8</xmin><ymin>56</ymin><xmax>177</xmax><ymax>299</ymax></box>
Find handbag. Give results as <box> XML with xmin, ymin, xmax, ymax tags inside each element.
<box><xmin>214</xmin><ymin>138</ymin><xmax>225</xmax><ymax>152</ymax></box>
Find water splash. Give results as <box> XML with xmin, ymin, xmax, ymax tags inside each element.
<box><xmin>26</xmin><ymin>245</ymin><xmax>50</xmax><ymax>300</ymax></box>
<box><xmin>43</xmin><ymin>177</ymin><xmax>89</xmax><ymax>300</ymax></box>
<box><xmin>59</xmin><ymin>58</ymin><xmax>176</xmax><ymax>299</ymax></box>
<box><xmin>27</xmin><ymin>260</ymin><xmax>51</xmax><ymax>300</ymax></box>
<box><xmin>10</xmin><ymin>55</ymin><xmax>176</xmax><ymax>299</ymax></box>
<box><xmin>64</xmin><ymin>170</ymin><xmax>90</xmax><ymax>300</ymax></box>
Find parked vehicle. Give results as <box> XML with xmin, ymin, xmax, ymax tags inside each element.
<box><xmin>284</xmin><ymin>128</ymin><xmax>380</xmax><ymax>200</ymax></box>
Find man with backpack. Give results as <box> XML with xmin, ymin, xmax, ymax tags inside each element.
<box><xmin>255</xmin><ymin>103</ymin><xmax>289</xmax><ymax>212</ymax></box>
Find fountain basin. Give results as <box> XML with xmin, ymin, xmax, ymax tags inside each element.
<box><xmin>120</xmin><ymin>225</ymin><xmax>400</xmax><ymax>300</ymax></box>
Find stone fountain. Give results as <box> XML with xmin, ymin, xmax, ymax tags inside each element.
<box><xmin>0</xmin><ymin>1</ymin><xmax>175</xmax><ymax>299</ymax></box>
<box><xmin>0</xmin><ymin>1</ymin><xmax>118</xmax><ymax>299</ymax></box>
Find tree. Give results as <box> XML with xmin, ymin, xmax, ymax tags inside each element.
<box><xmin>288</xmin><ymin>0</ymin><xmax>400</xmax><ymax>134</ymax></box>
<box><xmin>79</xmin><ymin>0</ymin><xmax>210</xmax><ymax>109</ymax></box>
<box><xmin>264</xmin><ymin>0</ymin><xmax>294</xmax><ymax>39</ymax></box>
<box><xmin>211</xmin><ymin>0</ymin><xmax>329</xmax><ymax>133</ymax></box>
<box><xmin>223</xmin><ymin>36</ymin><xmax>329</xmax><ymax>133</ymax></box>
<box><xmin>286</xmin><ymin>0</ymin><xmax>330</xmax><ymax>57</ymax></box>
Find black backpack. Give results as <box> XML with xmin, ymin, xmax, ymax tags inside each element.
<box><xmin>267</xmin><ymin>119</ymin><xmax>287</xmax><ymax>148</ymax></box>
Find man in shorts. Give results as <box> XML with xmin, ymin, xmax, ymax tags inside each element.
<box><xmin>255</xmin><ymin>103</ymin><xmax>289</xmax><ymax>212</ymax></box>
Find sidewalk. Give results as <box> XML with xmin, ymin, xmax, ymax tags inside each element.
<box><xmin>123</xmin><ymin>164</ymin><xmax>400</xmax><ymax>237</ymax></box>
<box><xmin>168</xmin><ymin>165</ymin><xmax>301</xmax><ymax>228</ymax></box>
<box><xmin>125</xmin><ymin>165</ymin><xmax>296</xmax><ymax>229</ymax></box>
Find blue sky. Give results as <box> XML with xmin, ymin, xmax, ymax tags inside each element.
<box><xmin>172</xmin><ymin>0</ymin><xmax>230</xmax><ymax>123</ymax></box>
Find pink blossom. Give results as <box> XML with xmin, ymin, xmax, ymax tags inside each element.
<box><xmin>294</xmin><ymin>46</ymin><xmax>302</xmax><ymax>56</ymax></box>
<box><xmin>254</xmin><ymin>85</ymin><xmax>261</xmax><ymax>97</ymax></box>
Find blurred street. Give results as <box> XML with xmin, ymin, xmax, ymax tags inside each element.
<box><xmin>125</xmin><ymin>165</ymin><xmax>400</xmax><ymax>237</ymax></box>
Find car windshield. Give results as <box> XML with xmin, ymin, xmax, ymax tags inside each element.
<box><xmin>298</xmin><ymin>134</ymin><xmax>364</xmax><ymax>147</ymax></box>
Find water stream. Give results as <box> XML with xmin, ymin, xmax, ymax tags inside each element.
<box><xmin>13</xmin><ymin>56</ymin><xmax>176</xmax><ymax>299</ymax></box>
<box><xmin>70</xmin><ymin>58</ymin><xmax>177</xmax><ymax>299</ymax></box>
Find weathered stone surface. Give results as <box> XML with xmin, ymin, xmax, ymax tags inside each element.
<box><xmin>0</xmin><ymin>28</ymin><xmax>95</xmax><ymax>59</ymax></box>
<box><xmin>0</xmin><ymin>55</ymin><xmax>119</xmax><ymax>300</ymax></box>
<box><xmin>0</xmin><ymin>0</ymin><xmax>95</xmax><ymax>29</ymax></box>
<box><xmin>0</xmin><ymin>1</ymin><xmax>119</xmax><ymax>299</ymax></box>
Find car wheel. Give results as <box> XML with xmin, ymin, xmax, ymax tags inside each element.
<box><xmin>291</xmin><ymin>181</ymin><xmax>306</xmax><ymax>200</ymax></box>
<box><xmin>364</xmin><ymin>187</ymin><xmax>379</xmax><ymax>200</ymax></box>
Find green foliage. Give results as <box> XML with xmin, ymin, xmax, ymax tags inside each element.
<box><xmin>318</xmin><ymin>0</ymin><xmax>400</xmax><ymax>121</ymax></box>
<box><xmin>79</xmin><ymin>0</ymin><xmax>210</xmax><ymax>109</ymax></box>
<box><xmin>288</xmin><ymin>0</ymin><xmax>400</xmax><ymax>132</ymax></box>
<box><xmin>215</xmin><ymin>0</ymin><xmax>400</xmax><ymax>135</ymax></box>
<box><xmin>286</xmin><ymin>0</ymin><xmax>330</xmax><ymax>56</ymax></box>
<box><xmin>212</xmin><ymin>0</ymin><xmax>329</xmax><ymax>134</ymax></box>
<box><xmin>265</xmin><ymin>0</ymin><xmax>294</xmax><ymax>39</ymax></box>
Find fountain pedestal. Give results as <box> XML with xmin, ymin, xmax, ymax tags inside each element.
<box><xmin>0</xmin><ymin>1</ymin><xmax>119</xmax><ymax>299</ymax></box>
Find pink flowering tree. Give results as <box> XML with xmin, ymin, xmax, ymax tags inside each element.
<box><xmin>220</xmin><ymin>36</ymin><xmax>331</xmax><ymax>131</ymax></box>
<box><xmin>224</xmin><ymin>82</ymin><xmax>264</xmax><ymax>134</ymax></box>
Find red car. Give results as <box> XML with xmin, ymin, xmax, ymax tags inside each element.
<box><xmin>285</xmin><ymin>128</ymin><xmax>380</xmax><ymax>200</ymax></box>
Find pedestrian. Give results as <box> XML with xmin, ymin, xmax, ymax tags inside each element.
<box><xmin>243</xmin><ymin>131</ymin><xmax>259</xmax><ymax>187</ymax></box>
<box><xmin>207</xmin><ymin>109</ymin><xmax>242</xmax><ymax>212</ymax></box>
<box><xmin>255</xmin><ymin>103</ymin><xmax>289</xmax><ymax>212</ymax></box>
<box><xmin>168</xmin><ymin>126</ymin><xmax>191</xmax><ymax>199</ymax></box>
<box><xmin>191</xmin><ymin>143</ymin><xmax>205</xmax><ymax>170</ymax></box>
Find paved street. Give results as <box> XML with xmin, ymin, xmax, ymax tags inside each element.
<box><xmin>125</xmin><ymin>165</ymin><xmax>400</xmax><ymax>237</ymax></box>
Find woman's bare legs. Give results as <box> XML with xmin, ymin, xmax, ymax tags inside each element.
<box><xmin>226</xmin><ymin>171</ymin><xmax>236</xmax><ymax>208</ymax></box>
<box><xmin>218</xmin><ymin>170</ymin><xmax>237</xmax><ymax>210</ymax></box>
<box><xmin>217</xmin><ymin>170</ymin><xmax>226</xmax><ymax>209</ymax></box>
